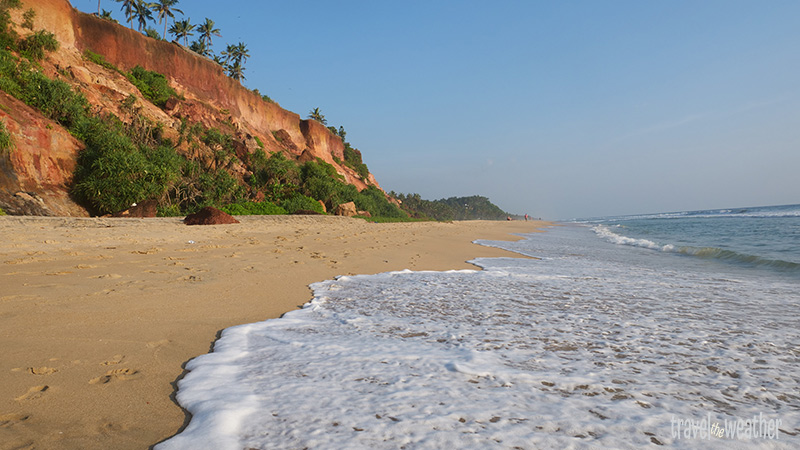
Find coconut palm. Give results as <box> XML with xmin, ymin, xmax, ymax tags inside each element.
<box><xmin>169</xmin><ymin>18</ymin><xmax>194</xmax><ymax>46</ymax></box>
<box><xmin>132</xmin><ymin>0</ymin><xmax>155</xmax><ymax>32</ymax></box>
<box><xmin>226</xmin><ymin>60</ymin><xmax>245</xmax><ymax>81</ymax></box>
<box><xmin>196</xmin><ymin>18</ymin><xmax>221</xmax><ymax>47</ymax></box>
<box><xmin>115</xmin><ymin>0</ymin><xmax>136</xmax><ymax>29</ymax></box>
<box><xmin>189</xmin><ymin>40</ymin><xmax>211</xmax><ymax>57</ymax></box>
<box><xmin>97</xmin><ymin>0</ymin><xmax>101</xmax><ymax>15</ymax></box>
<box><xmin>99</xmin><ymin>9</ymin><xmax>117</xmax><ymax>23</ymax></box>
<box><xmin>308</xmin><ymin>108</ymin><xmax>326</xmax><ymax>125</ymax></box>
<box><xmin>234</xmin><ymin>42</ymin><xmax>249</xmax><ymax>63</ymax></box>
<box><xmin>221</xmin><ymin>42</ymin><xmax>249</xmax><ymax>66</ymax></box>
<box><xmin>152</xmin><ymin>0</ymin><xmax>183</xmax><ymax>41</ymax></box>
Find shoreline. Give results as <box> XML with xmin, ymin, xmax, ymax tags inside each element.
<box><xmin>0</xmin><ymin>215</ymin><xmax>547</xmax><ymax>449</ymax></box>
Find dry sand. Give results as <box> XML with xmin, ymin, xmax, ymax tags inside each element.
<box><xmin>0</xmin><ymin>215</ymin><xmax>547</xmax><ymax>449</ymax></box>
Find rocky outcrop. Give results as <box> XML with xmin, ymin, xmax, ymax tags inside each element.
<box><xmin>334</xmin><ymin>202</ymin><xmax>357</xmax><ymax>217</ymax></box>
<box><xmin>0</xmin><ymin>0</ymin><xmax>383</xmax><ymax>216</ymax></box>
<box><xmin>184</xmin><ymin>207</ymin><xmax>239</xmax><ymax>225</ymax></box>
<box><xmin>0</xmin><ymin>92</ymin><xmax>87</xmax><ymax>216</ymax></box>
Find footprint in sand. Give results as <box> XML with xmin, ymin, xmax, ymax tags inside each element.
<box><xmin>177</xmin><ymin>275</ymin><xmax>202</xmax><ymax>282</ymax></box>
<box><xmin>89</xmin><ymin>368</ymin><xmax>140</xmax><ymax>385</ymax></box>
<box><xmin>27</xmin><ymin>367</ymin><xmax>58</xmax><ymax>375</ymax></box>
<box><xmin>132</xmin><ymin>248</ymin><xmax>162</xmax><ymax>255</ymax></box>
<box><xmin>101</xmin><ymin>355</ymin><xmax>124</xmax><ymax>366</ymax></box>
<box><xmin>15</xmin><ymin>385</ymin><xmax>49</xmax><ymax>401</ymax></box>
<box><xmin>92</xmin><ymin>274</ymin><xmax>122</xmax><ymax>279</ymax></box>
<box><xmin>146</xmin><ymin>339</ymin><xmax>170</xmax><ymax>349</ymax></box>
<box><xmin>0</xmin><ymin>413</ymin><xmax>30</xmax><ymax>428</ymax></box>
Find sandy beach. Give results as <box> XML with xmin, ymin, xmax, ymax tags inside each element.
<box><xmin>0</xmin><ymin>215</ymin><xmax>546</xmax><ymax>450</ymax></box>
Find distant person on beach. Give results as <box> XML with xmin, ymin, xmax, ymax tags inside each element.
<box><xmin>524</xmin><ymin>214</ymin><xmax>529</xmax><ymax>221</ymax></box>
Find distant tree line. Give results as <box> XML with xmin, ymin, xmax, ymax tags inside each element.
<box><xmin>391</xmin><ymin>194</ymin><xmax>510</xmax><ymax>221</ymax></box>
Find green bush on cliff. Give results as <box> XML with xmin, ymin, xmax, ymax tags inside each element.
<box><xmin>26</xmin><ymin>72</ymin><xmax>88</xmax><ymax>129</ymax></box>
<box><xmin>82</xmin><ymin>50</ymin><xmax>121</xmax><ymax>73</ymax></box>
<box><xmin>18</xmin><ymin>30</ymin><xmax>58</xmax><ymax>61</ymax></box>
<box><xmin>126</xmin><ymin>65</ymin><xmax>177</xmax><ymax>108</ymax></box>
<box><xmin>0</xmin><ymin>50</ymin><xmax>88</xmax><ymax>129</ymax></box>
<box><xmin>0</xmin><ymin>120</ymin><xmax>13</xmax><ymax>153</ymax></box>
<box><xmin>354</xmin><ymin>186</ymin><xmax>405</xmax><ymax>218</ymax></box>
<box><xmin>71</xmin><ymin>117</ymin><xmax>182</xmax><ymax>214</ymax></box>
<box><xmin>0</xmin><ymin>0</ymin><xmax>20</xmax><ymax>50</ymax></box>
<box><xmin>249</xmin><ymin>150</ymin><xmax>300</xmax><ymax>202</ymax></box>
<box><xmin>20</xmin><ymin>8</ymin><xmax>33</xmax><ymax>30</ymax></box>
<box><xmin>0</xmin><ymin>207</ymin><xmax>6</xmax><ymax>216</ymax></box>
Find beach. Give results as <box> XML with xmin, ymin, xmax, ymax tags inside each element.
<box><xmin>0</xmin><ymin>215</ymin><xmax>544</xmax><ymax>450</ymax></box>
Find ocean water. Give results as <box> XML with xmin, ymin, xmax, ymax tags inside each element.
<box><xmin>157</xmin><ymin>204</ymin><xmax>800</xmax><ymax>450</ymax></box>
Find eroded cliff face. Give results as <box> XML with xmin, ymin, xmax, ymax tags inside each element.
<box><xmin>0</xmin><ymin>92</ymin><xmax>87</xmax><ymax>216</ymax></box>
<box><xmin>0</xmin><ymin>0</ymin><xmax>379</xmax><ymax>215</ymax></box>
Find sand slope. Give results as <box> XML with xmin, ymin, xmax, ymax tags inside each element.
<box><xmin>0</xmin><ymin>216</ymin><xmax>545</xmax><ymax>449</ymax></box>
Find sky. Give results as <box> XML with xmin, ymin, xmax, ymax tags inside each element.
<box><xmin>76</xmin><ymin>0</ymin><xmax>800</xmax><ymax>219</ymax></box>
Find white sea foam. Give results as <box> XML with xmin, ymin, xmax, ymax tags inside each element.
<box><xmin>592</xmin><ymin>224</ymin><xmax>674</xmax><ymax>252</ymax></box>
<box><xmin>157</xmin><ymin>226</ymin><xmax>800</xmax><ymax>450</ymax></box>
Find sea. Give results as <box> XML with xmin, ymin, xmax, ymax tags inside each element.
<box><xmin>156</xmin><ymin>204</ymin><xmax>800</xmax><ymax>450</ymax></box>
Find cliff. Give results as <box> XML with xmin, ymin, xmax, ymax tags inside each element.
<box><xmin>0</xmin><ymin>0</ymin><xmax>380</xmax><ymax>216</ymax></box>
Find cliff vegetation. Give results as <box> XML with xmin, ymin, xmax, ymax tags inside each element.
<box><xmin>0</xmin><ymin>0</ymin><xmax>512</xmax><ymax>220</ymax></box>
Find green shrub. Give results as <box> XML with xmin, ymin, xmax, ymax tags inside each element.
<box><xmin>280</xmin><ymin>193</ymin><xmax>324</xmax><ymax>214</ymax></box>
<box><xmin>18</xmin><ymin>30</ymin><xmax>58</xmax><ymax>61</ymax></box>
<box><xmin>83</xmin><ymin>50</ymin><xmax>120</xmax><ymax>72</ymax></box>
<box><xmin>196</xmin><ymin>169</ymin><xmax>242</xmax><ymax>208</ymax></box>
<box><xmin>156</xmin><ymin>204</ymin><xmax>182</xmax><ymax>217</ymax></box>
<box><xmin>144</xmin><ymin>27</ymin><xmax>161</xmax><ymax>40</ymax></box>
<box><xmin>0</xmin><ymin>120</ymin><xmax>13</xmax><ymax>152</ymax></box>
<box><xmin>354</xmin><ymin>186</ymin><xmax>405</xmax><ymax>218</ymax></box>
<box><xmin>21</xmin><ymin>8</ymin><xmax>33</xmax><ymax>30</ymax></box>
<box><xmin>71</xmin><ymin>117</ymin><xmax>181</xmax><ymax>214</ymax></box>
<box><xmin>126</xmin><ymin>65</ymin><xmax>177</xmax><ymax>108</ymax></box>
<box><xmin>0</xmin><ymin>56</ymin><xmax>88</xmax><ymax>129</ymax></box>
<box><xmin>0</xmin><ymin>0</ymin><xmax>20</xmax><ymax>51</ymax></box>
<box><xmin>249</xmin><ymin>150</ymin><xmax>300</xmax><ymax>201</ymax></box>
<box><xmin>221</xmin><ymin>201</ymin><xmax>286</xmax><ymax>216</ymax></box>
<box><xmin>0</xmin><ymin>207</ymin><xmax>6</xmax><ymax>216</ymax></box>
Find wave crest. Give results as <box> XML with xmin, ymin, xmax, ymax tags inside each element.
<box><xmin>591</xmin><ymin>225</ymin><xmax>799</xmax><ymax>273</ymax></box>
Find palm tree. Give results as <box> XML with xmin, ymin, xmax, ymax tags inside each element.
<box><xmin>308</xmin><ymin>108</ymin><xmax>326</xmax><ymax>125</ymax></box>
<box><xmin>97</xmin><ymin>0</ymin><xmax>102</xmax><ymax>15</ymax></box>
<box><xmin>99</xmin><ymin>9</ymin><xmax>118</xmax><ymax>23</ymax></box>
<box><xmin>222</xmin><ymin>42</ymin><xmax>249</xmax><ymax>66</ymax></box>
<box><xmin>220</xmin><ymin>42</ymin><xmax>249</xmax><ymax>81</ymax></box>
<box><xmin>169</xmin><ymin>18</ymin><xmax>194</xmax><ymax>46</ymax></box>
<box><xmin>132</xmin><ymin>0</ymin><xmax>155</xmax><ymax>32</ymax></box>
<box><xmin>227</xmin><ymin>60</ymin><xmax>245</xmax><ymax>81</ymax></box>
<box><xmin>196</xmin><ymin>18</ymin><xmax>221</xmax><ymax>47</ymax></box>
<box><xmin>234</xmin><ymin>42</ymin><xmax>249</xmax><ymax>64</ymax></box>
<box><xmin>152</xmin><ymin>0</ymin><xmax>183</xmax><ymax>41</ymax></box>
<box><xmin>189</xmin><ymin>40</ymin><xmax>211</xmax><ymax>57</ymax></box>
<box><xmin>115</xmin><ymin>0</ymin><xmax>136</xmax><ymax>29</ymax></box>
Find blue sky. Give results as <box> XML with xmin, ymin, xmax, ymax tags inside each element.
<box><xmin>78</xmin><ymin>0</ymin><xmax>800</xmax><ymax>219</ymax></box>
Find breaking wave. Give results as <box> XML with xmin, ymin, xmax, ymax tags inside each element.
<box><xmin>592</xmin><ymin>225</ymin><xmax>800</xmax><ymax>273</ymax></box>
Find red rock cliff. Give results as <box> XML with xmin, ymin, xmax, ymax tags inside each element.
<box><xmin>0</xmin><ymin>0</ymin><xmax>380</xmax><ymax>215</ymax></box>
